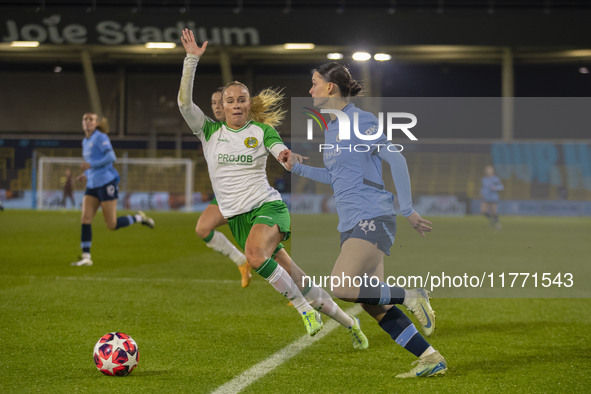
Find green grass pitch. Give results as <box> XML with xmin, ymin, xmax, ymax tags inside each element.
<box><xmin>0</xmin><ymin>210</ymin><xmax>589</xmax><ymax>392</ymax></box>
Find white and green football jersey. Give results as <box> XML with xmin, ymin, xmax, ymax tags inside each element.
<box><xmin>196</xmin><ymin>119</ymin><xmax>284</xmax><ymax>217</ymax></box>
<box><xmin>178</xmin><ymin>54</ymin><xmax>288</xmax><ymax>218</ymax></box>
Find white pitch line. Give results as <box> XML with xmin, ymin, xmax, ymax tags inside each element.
<box><xmin>211</xmin><ymin>305</ymin><xmax>363</xmax><ymax>394</ymax></box>
<box><xmin>0</xmin><ymin>275</ymin><xmax>248</xmax><ymax>286</ymax></box>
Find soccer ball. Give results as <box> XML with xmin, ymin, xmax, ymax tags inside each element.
<box><xmin>93</xmin><ymin>332</ymin><xmax>139</xmax><ymax>376</ymax></box>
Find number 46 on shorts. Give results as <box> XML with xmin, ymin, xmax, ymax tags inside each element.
<box><xmin>358</xmin><ymin>220</ymin><xmax>376</xmax><ymax>234</ymax></box>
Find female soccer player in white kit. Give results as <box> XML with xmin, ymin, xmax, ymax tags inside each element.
<box><xmin>194</xmin><ymin>87</ymin><xmax>252</xmax><ymax>287</ymax></box>
<box><xmin>178</xmin><ymin>29</ymin><xmax>369</xmax><ymax>343</ymax></box>
<box><xmin>280</xmin><ymin>63</ymin><xmax>447</xmax><ymax>377</ymax></box>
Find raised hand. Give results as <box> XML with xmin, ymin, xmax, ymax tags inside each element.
<box><xmin>180</xmin><ymin>28</ymin><xmax>208</xmax><ymax>56</ymax></box>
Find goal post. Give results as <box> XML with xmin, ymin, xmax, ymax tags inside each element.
<box><xmin>37</xmin><ymin>156</ymin><xmax>194</xmax><ymax>211</ymax></box>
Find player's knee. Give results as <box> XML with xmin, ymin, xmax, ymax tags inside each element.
<box><xmin>105</xmin><ymin>221</ymin><xmax>117</xmax><ymax>231</ymax></box>
<box><xmin>244</xmin><ymin>246</ymin><xmax>266</xmax><ymax>269</ymax></box>
<box><xmin>331</xmin><ymin>285</ymin><xmax>357</xmax><ymax>301</ymax></box>
<box><xmin>331</xmin><ymin>286</ymin><xmax>348</xmax><ymax>300</ymax></box>
<box><xmin>195</xmin><ymin>221</ymin><xmax>212</xmax><ymax>239</ymax></box>
<box><xmin>330</xmin><ymin>271</ymin><xmax>365</xmax><ymax>301</ymax></box>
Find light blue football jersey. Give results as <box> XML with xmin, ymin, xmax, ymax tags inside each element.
<box><xmin>82</xmin><ymin>130</ymin><xmax>119</xmax><ymax>188</ymax></box>
<box><xmin>480</xmin><ymin>175</ymin><xmax>503</xmax><ymax>202</ymax></box>
<box><xmin>323</xmin><ymin>103</ymin><xmax>398</xmax><ymax>232</ymax></box>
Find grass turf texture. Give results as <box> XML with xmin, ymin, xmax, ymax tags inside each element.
<box><xmin>0</xmin><ymin>210</ymin><xmax>589</xmax><ymax>392</ymax></box>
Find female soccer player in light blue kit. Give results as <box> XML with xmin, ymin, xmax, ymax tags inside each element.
<box><xmin>71</xmin><ymin>113</ymin><xmax>154</xmax><ymax>267</ymax></box>
<box><xmin>480</xmin><ymin>165</ymin><xmax>504</xmax><ymax>230</ymax></box>
<box><xmin>280</xmin><ymin>63</ymin><xmax>447</xmax><ymax>377</ymax></box>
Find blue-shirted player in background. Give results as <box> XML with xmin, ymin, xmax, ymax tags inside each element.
<box><xmin>71</xmin><ymin>112</ymin><xmax>155</xmax><ymax>267</ymax></box>
<box><xmin>280</xmin><ymin>63</ymin><xmax>447</xmax><ymax>378</ymax></box>
<box><xmin>480</xmin><ymin>165</ymin><xmax>504</xmax><ymax>230</ymax></box>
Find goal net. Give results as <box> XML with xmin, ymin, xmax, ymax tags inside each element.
<box><xmin>37</xmin><ymin>156</ymin><xmax>194</xmax><ymax>211</ymax></box>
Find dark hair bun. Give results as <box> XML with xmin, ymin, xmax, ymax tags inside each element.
<box><xmin>315</xmin><ymin>62</ymin><xmax>363</xmax><ymax>97</ymax></box>
<box><xmin>348</xmin><ymin>81</ymin><xmax>362</xmax><ymax>97</ymax></box>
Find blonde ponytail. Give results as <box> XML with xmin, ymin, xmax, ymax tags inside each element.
<box><xmin>249</xmin><ymin>88</ymin><xmax>286</xmax><ymax>128</ymax></box>
<box><xmin>96</xmin><ymin>116</ymin><xmax>110</xmax><ymax>134</ymax></box>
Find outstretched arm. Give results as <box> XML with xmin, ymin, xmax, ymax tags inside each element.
<box><xmin>293</xmin><ymin>162</ymin><xmax>332</xmax><ymax>184</ymax></box>
<box><xmin>277</xmin><ymin>149</ymin><xmax>331</xmax><ymax>184</ymax></box>
<box><xmin>178</xmin><ymin>29</ymin><xmax>209</xmax><ymax>134</ymax></box>
<box><xmin>378</xmin><ymin>147</ymin><xmax>432</xmax><ymax>237</ymax></box>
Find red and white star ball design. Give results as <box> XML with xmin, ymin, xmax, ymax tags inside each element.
<box><xmin>93</xmin><ymin>332</ymin><xmax>139</xmax><ymax>376</ymax></box>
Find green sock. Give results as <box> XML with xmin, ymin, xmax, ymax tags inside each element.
<box><xmin>202</xmin><ymin>230</ymin><xmax>215</xmax><ymax>242</ymax></box>
<box><xmin>255</xmin><ymin>258</ymin><xmax>279</xmax><ymax>279</ymax></box>
<box><xmin>256</xmin><ymin>258</ymin><xmax>311</xmax><ymax>314</ymax></box>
